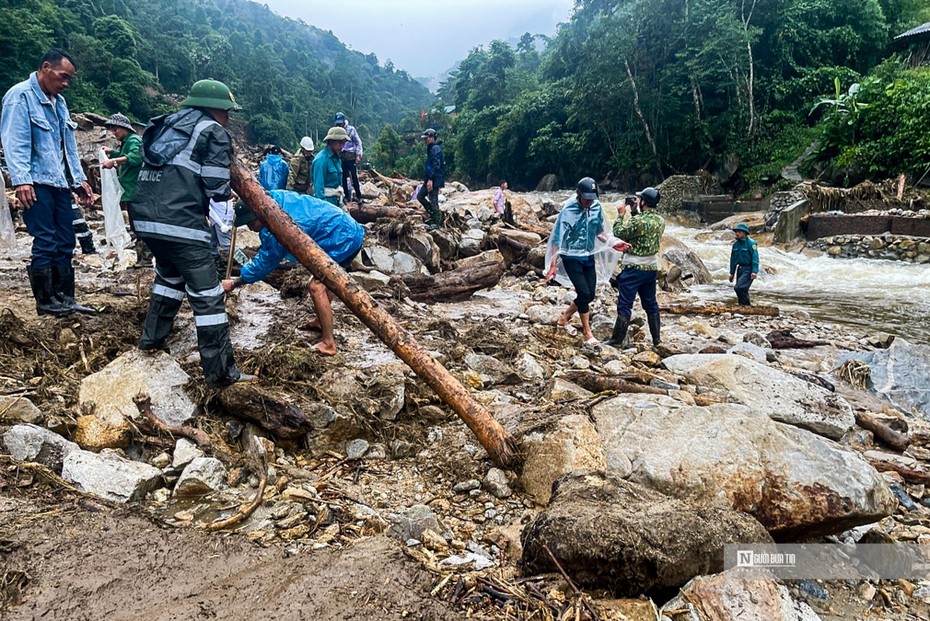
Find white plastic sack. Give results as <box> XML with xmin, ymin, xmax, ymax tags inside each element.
<box><xmin>0</xmin><ymin>172</ymin><xmax>15</xmax><ymax>250</ymax></box>
<box><xmin>98</xmin><ymin>148</ymin><xmax>132</xmax><ymax>262</ymax></box>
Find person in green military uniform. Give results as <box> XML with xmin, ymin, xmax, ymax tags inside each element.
<box><xmin>102</xmin><ymin>112</ymin><xmax>147</xmax><ymax>261</ymax></box>
<box><xmin>604</xmin><ymin>186</ymin><xmax>666</xmax><ymax>348</ymax></box>
<box><xmin>287</xmin><ymin>136</ymin><xmax>314</xmax><ymax>194</ymax></box>
<box><xmin>313</xmin><ymin>126</ymin><xmax>348</xmax><ymax>208</ymax></box>
<box><xmin>729</xmin><ymin>223</ymin><xmax>759</xmax><ymax>306</ymax></box>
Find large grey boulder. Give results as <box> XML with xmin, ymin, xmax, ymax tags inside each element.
<box><xmin>659</xmin><ymin>236</ymin><xmax>713</xmax><ymax>291</ymax></box>
<box><xmin>662</xmin><ymin>354</ymin><xmax>854</xmax><ymax>439</ymax></box>
<box><xmin>592</xmin><ymin>394</ymin><xmax>895</xmax><ymax>539</ymax></box>
<box><xmin>661</xmin><ymin>571</ymin><xmax>822</xmax><ymax>620</ymax></box>
<box><xmin>521</xmin><ymin>472</ymin><xmax>772</xmax><ymax>595</ymax></box>
<box><xmin>62</xmin><ymin>449</ymin><xmax>163</xmax><ymax>502</ymax></box>
<box><xmin>520</xmin><ymin>414</ymin><xmax>607</xmax><ymax>505</ymax></box>
<box><xmin>838</xmin><ymin>338</ymin><xmax>930</xmax><ymax>420</ymax></box>
<box><xmin>3</xmin><ymin>424</ymin><xmax>78</xmax><ymax>472</ymax></box>
<box><xmin>362</xmin><ymin>245</ymin><xmax>423</xmax><ymax>275</ymax></box>
<box><xmin>79</xmin><ymin>350</ymin><xmax>196</xmax><ymax>427</ymax></box>
<box><xmin>173</xmin><ymin>457</ymin><xmax>227</xmax><ymax>497</ymax></box>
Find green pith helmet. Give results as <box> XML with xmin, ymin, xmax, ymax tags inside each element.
<box><xmin>731</xmin><ymin>223</ymin><xmax>751</xmax><ymax>234</ymax></box>
<box><xmin>234</xmin><ymin>200</ymin><xmax>257</xmax><ymax>227</ymax></box>
<box><xmin>324</xmin><ymin>126</ymin><xmax>349</xmax><ymax>142</ymax></box>
<box><xmin>181</xmin><ymin>79</ymin><xmax>241</xmax><ymax>111</ymax></box>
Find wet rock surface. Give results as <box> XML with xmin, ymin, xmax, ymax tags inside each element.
<box><xmin>593</xmin><ymin>393</ymin><xmax>895</xmax><ymax>539</ymax></box>
<box><xmin>521</xmin><ymin>472</ymin><xmax>773</xmax><ymax>595</ymax></box>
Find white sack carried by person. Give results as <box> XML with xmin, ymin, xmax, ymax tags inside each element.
<box><xmin>98</xmin><ymin>148</ymin><xmax>132</xmax><ymax>265</ymax></box>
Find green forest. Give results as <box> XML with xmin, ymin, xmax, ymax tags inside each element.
<box><xmin>373</xmin><ymin>0</ymin><xmax>930</xmax><ymax>191</ymax></box>
<box><xmin>0</xmin><ymin>0</ymin><xmax>431</xmax><ymax>148</ymax></box>
<box><xmin>3</xmin><ymin>0</ymin><xmax>930</xmax><ymax>190</ymax></box>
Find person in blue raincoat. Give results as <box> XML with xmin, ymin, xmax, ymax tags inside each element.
<box><xmin>258</xmin><ymin>145</ymin><xmax>289</xmax><ymax>190</ymax></box>
<box><xmin>221</xmin><ymin>190</ymin><xmax>364</xmax><ymax>355</ymax></box>
<box><xmin>728</xmin><ymin>223</ymin><xmax>759</xmax><ymax>306</ymax></box>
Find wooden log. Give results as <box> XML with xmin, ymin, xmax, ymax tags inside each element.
<box><xmin>397</xmin><ymin>260</ymin><xmax>504</xmax><ymax>303</ymax></box>
<box><xmin>347</xmin><ymin>201</ymin><xmax>414</xmax><ymax>224</ymax></box>
<box><xmin>216</xmin><ymin>384</ymin><xmax>313</xmax><ymax>440</ymax></box>
<box><xmin>855</xmin><ymin>412</ymin><xmax>910</xmax><ymax>452</ymax></box>
<box><xmin>867</xmin><ymin>459</ymin><xmax>930</xmax><ymax>485</ymax></box>
<box><xmin>766</xmin><ymin>329</ymin><xmax>829</xmax><ymax>349</ymax></box>
<box><xmin>660</xmin><ymin>304</ymin><xmax>780</xmax><ymax>317</ymax></box>
<box><xmin>562</xmin><ymin>371</ymin><xmax>668</xmax><ymax>395</ymax></box>
<box><xmin>230</xmin><ymin>160</ymin><xmax>519</xmax><ymax>469</ymax></box>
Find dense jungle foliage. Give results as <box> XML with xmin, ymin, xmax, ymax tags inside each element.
<box><xmin>372</xmin><ymin>0</ymin><xmax>930</xmax><ymax>190</ymax></box>
<box><xmin>0</xmin><ymin>0</ymin><xmax>431</xmax><ymax>149</ymax></box>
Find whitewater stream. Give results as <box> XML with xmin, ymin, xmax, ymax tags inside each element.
<box><xmin>667</xmin><ymin>223</ymin><xmax>930</xmax><ymax>345</ymax></box>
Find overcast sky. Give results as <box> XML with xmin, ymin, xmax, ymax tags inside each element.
<box><xmin>263</xmin><ymin>0</ymin><xmax>575</xmax><ymax>79</ymax></box>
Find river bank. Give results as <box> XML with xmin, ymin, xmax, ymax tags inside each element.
<box><xmin>2</xmin><ymin>186</ymin><xmax>930</xmax><ymax>620</ymax></box>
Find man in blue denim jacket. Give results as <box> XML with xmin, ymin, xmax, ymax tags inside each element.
<box><xmin>1</xmin><ymin>49</ymin><xmax>96</xmax><ymax>317</ymax></box>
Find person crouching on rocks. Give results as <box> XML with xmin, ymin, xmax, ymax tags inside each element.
<box><xmin>545</xmin><ymin>177</ymin><xmax>629</xmax><ymax>349</ymax></box>
<box><xmin>729</xmin><ymin>223</ymin><xmax>759</xmax><ymax>306</ymax></box>
<box><xmin>604</xmin><ymin>187</ymin><xmax>665</xmax><ymax>348</ymax></box>
<box><xmin>222</xmin><ymin>190</ymin><xmax>364</xmax><ymax>356</ymax></box>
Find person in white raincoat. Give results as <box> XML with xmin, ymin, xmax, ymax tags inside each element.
<box><xmin>545</xmin><ymin>177</ymin><xmax>629</xmax><ymax>347</ymax></box>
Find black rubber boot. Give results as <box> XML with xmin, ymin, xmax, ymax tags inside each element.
<box><xmin>52</xmin><ymin>265</ymin><xmax>98</xmax><ymax>315</ymax></box>
<box><xmin>603</xmin><ymin>316</ymin><xmax>630</xmax><ymax>348</ymax></box>
<box><xmin>78</xmin><ymin>234</ymin><xmax>97</xmax><ymax>254</ymax></box>
<box><xmin>647</xmin><ymin>313</ymin><xmax>661</xmax><ymax>346</ymax></box>
<box><xmin>27</xmin><ymin>267</ymin><xmax>73</xmax><ymax>317</ymax></box>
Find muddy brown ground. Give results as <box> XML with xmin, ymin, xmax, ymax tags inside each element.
<box><xmin>0</xmin><ymin>476</ymin><xmax>459</xmax><ymax>621</ymax></box>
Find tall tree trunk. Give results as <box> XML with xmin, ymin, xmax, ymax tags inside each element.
<box><xmin>624</xmin><ymin>59</ymin><xmax>663</xmax><ymax>179</ymax></box>
<box><xmin>741</xmin><ymin>0</ymin><xmax>758</xmax><ymax>137</ymax></box>
<box><xmin>229</xmin><ymin>162</ymin><xmax>520</xmax><ymax>469</ymax></box>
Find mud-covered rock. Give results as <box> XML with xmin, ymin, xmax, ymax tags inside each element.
<box><xmin>521</xmin><ymin>472</ymin><xmax>772</xmax><ymax>595</ymax></box>
<box><xmin>0</xmin><ymin>395</ymin><xmax>44</xmax><ymax>424</ymax></box>
<box><xmin>3</xmin><ymin>424</ymin><xmax>78</xmax><ymax>472</ymax></box>
<box><xmin>662</xmin><ymin>354</ymin><xmax>854</xmax><ymax>439</ymax></box>
<box><xmin>520</xmin><ymin>414</ymin><xmax>606</xmax><ymax>505</ymax></box>
<box><xmin>661</xmin><ymin>571</ymin><xmax>822</xmax><ymax>621</ymax></box>
<box><xmin>174</xmin><ymin>457</ymin><xmax>227</xmax><ymax>497</ymax></box>
<box><xmin>592</xmin><ymin>394</ymin><xmax>895</xmax><ymax>539</ymax></box>
<box><xmin>660</xmin><ymin>236</ymin><xmax>713</xmax><ymax>291</ymax></box>
<box><xmin>78</xmin><ymin>350</ymin><xmax>195</xmax><ymax>427</ymax></box>
<box><xmin>62</xmin><ymin>449</ymin><xmax>163</xmax><ymax>503</ymax></box>
<box><xmin>387</xmin><ymin>504</ymin><xmax>441</xmax><ymax>542</ymax></box>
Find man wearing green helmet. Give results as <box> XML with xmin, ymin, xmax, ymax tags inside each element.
<box><xmin>729</xmin><ymin>222</ymin><xmax>759</xmax><ymax>306</ymax></box>
<box><xmin>130</xmin><ymin>78</ymin><xmax>254</xmax><ymax>388</ymax></box>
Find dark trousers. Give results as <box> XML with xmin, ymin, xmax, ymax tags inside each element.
<box><xmin>139</xmin><ymin>238</ymin><xmax>239</xmax><ymax>387</ymax></box>
<box><xmin>735</xmin><ymin>265</ymin><xmax>754</xmax><ymax>306</ymax></box>
<box><xmin>615</xmin><ymin>268</ymin><xmax>659</xmax><ymax>319</ymax></box>
<box><xmin>562</xmin><ymin>256</ymin><xmax>597</xmax><ymax>314</ymax></box>
<box><xmin>416</xmin><ymin>183</ymin><xmax>440</xmax><ymax>216</ymax></box>
<box><xmin>22</xmin><ymin>185</ymin><xmax>74</xmax><ymax>269</ymax></box>
<box><xmin>341</xmin><ymin>157</ymin><xmax>361</xmax><ymax>201</ymax></box>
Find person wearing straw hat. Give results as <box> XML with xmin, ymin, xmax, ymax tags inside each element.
<box><xmin>313</xmin><ymin>126</ymin><xmax>348</xmax><ymax>208</ymax></box>
<box><xmin>102</xmin><ymin>112</ymin><xmax>147</xmax><ymax>261</ymax></box>
<box><xmin>131</xmin><ymin>78</ymin><xmax>254</xmax><ymax>388</ymax></box>
<box><xmin>287</xmin><ymin>136</ymin><xmax>315</xmax><ymax>194</ymax></box>
<box><xmin>729</xmin><ymin>222</ymin><xmax>759</xmax><ymax>306</ymax></box>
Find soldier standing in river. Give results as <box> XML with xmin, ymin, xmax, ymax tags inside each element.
<box><xmin>729</xmin><ymin>223</ymin><xmax>759</xmax><ymax>306</ymax></box>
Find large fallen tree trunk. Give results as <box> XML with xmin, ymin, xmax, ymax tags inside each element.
<box><xmin>396</xmin><ymin>260</ymin><xmax>504</xmax><ymax>303</ymax></box>
<box><xmin>347</xmin><ymin>201</ymin><xmax>415</xmax><ymax>224</ymax></box>
<box><xmin>230</xmin><ymin>161</ymin><xmax>519</xmax><ymax>469</ymax></box>
<box><xmin>660</xmin><ymin>304</ymin><xmax>779</xmax><ymax>317</ymax></box>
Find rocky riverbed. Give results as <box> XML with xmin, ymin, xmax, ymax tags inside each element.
<box><xmin>2</xmin><ymin>181</ymin><xmax>930</xmax><ymax>621</ymax></box>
